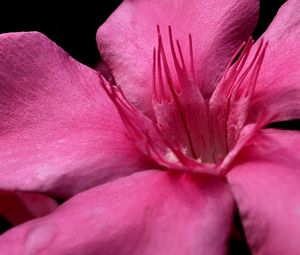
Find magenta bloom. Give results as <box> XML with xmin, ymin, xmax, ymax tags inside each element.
<box><xmin>0</xmin><ymin>0</ymin><xmax>300</xmax><ymax>254</ymax></box>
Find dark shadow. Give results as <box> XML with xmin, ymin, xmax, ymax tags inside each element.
<box><xmin>0</xmin><ymin>216</ymin><xmax>13</xmax><ymax>235</ymax></box>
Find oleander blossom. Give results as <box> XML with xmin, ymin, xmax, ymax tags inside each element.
<box><xmin>0</xmin><ymin>0</ymin><xmax>300</xmax><ymax>254</ymax></box>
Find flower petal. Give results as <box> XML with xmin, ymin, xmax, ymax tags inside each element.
<box><xmin>249</xmin><ymin>0</ymin><xmax>300</xmax><ymax>122</ymax></box>
<box><xmin>0</xmin><ymin>192</ymin><xmax>57</xmax><ymax>226</ymax></box>
<box><xmin>227</xmin><ymin>129</ymin><xmax>300</xmax><ymax>255</ymax></box>
<box><xmin>0</xmin><ymin>170</ymin><xmax>234</xmax><ymax>255</ymax></box>
<box><xmin>97</xmin><ymin>0</ymin><xmax>258</xmax><ymax>114</ymax></box>
<box><xmin>0</xmin><ymin>32</ymin><xmax>152</xmax><ymax>198</ymax></box>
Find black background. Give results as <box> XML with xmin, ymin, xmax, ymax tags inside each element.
<box><xmin>0</xmin><ymin>0</ymin><xmax>286</xmax><ymax>67</ymax></box>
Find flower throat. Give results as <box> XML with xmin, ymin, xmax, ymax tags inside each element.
<box><xmin>101</xmin><ymin>26</ymin><xmax>267</xmax><ymax>176</ymax></box>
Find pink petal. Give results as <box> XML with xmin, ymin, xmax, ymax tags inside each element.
<box><xmin>0</xmin><ymin>191</ymin><xmax>57</xmax><ymax>225</ymax></box>
<box><xmin>0</xmin><ymin>32</ymin><xmax>153</xmax><ymax>198</ymax></box>
<box><xmin>0</xmin><ymin>170</ymin><xmax>234</xmax><ymax>255</ymax></box>
<box><xmin>248</xmin><ymin>0</ymin><xmax>300</xmax><ymax>122</ymax></box>
<box><xmin>97</xmin><ymin>0</ymin><xmax>258</xmax><ymax>115</ymax></box>
<box><xmin>227</xmin><ymin>129</ymin><xmax>300</xmax><ymax>255</ymax></box>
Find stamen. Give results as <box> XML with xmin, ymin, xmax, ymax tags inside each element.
<box><xmin>229</xmin><ymin>39</ymin><xmax>266</xmax><ymax>102</ymax></box>
<box><xmin>188</xmin><ymin>34</ymin><xmax>195</xmax><ymax>79</ymax></box>
<box><xmin>225</xmin><ymin>39</ymin><xmax>254</xmax><ymax>99</ymax></box>
<box><xmin>228</xmin><ymin>40</ymin><xmax>267</xmax><ymax>159</ymax></box>
<box><xmin>157</xmin><ymin>27</ymin><xmax>168</xmax><ymax>102</ymax></box>
<box><xmin>157</xmin><ymin>26</ymin><xmax>198</xmax><ymax>159</ymax></box>
<box><xmin>176</xmin><ymin>40</ymin><xmax>188</xmax><ymax>78</ymax></box>
<box><xmin>100</xmin><ymin>73</ymin><xmax>204</xmax><ymax>172</ymax></box>
<box><xmin>152</xmin><ymin>47</ymin><xmax>159</xmax><ymax>103</ymax></box>
<box><xmin>168</xmin><ymin>26</ymin><xmax>182</xmax><ymax>74</ymax></box>
<box><xmin>209</xmin><ymin>37</ymin><xmax>268</xmax><ymax>168</ymax></box>
<box><xmin>101</xmin><ymin>25</ymin><xmax>268</xmax><ymax>178</ymax></box>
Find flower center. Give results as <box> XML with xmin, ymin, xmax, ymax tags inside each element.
<box><xmin>100</xmin><ymin>26</ymin><xmax>268</xmax><ymax>176</ymax></box>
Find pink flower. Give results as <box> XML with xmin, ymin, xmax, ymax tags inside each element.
<box><xmin>0</xmin><ymin>0</ymin><xmax>300</xmax><ymax>254</ymax></box>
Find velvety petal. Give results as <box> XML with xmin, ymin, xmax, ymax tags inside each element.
<box><xmin>0</xmin><ymin>32</ymin><xmax>153</xmax><ymax>198</ymax></box>
<box><xmin>0</xmin><ymin>192</ymin><xmax>57</xmax><ymax>225</ymax></box>
<box><xmin>97</xmin><ymin>0</ymin><xmax>258</xmax><ymax>114</ymax></box>
<box><xmin>0</xmin><ymin>170</ymin><xmax>235</xmax><ymax>255</ymax></box>
<box><xmin>248</xmin><ymin>0</ymin><xmax>300</xmax><ymax>122</ymax></box>
<box><xmin>227</xmin><ymin>129</ymin><xmax>300</xmax><ymax>255</ymax></box>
